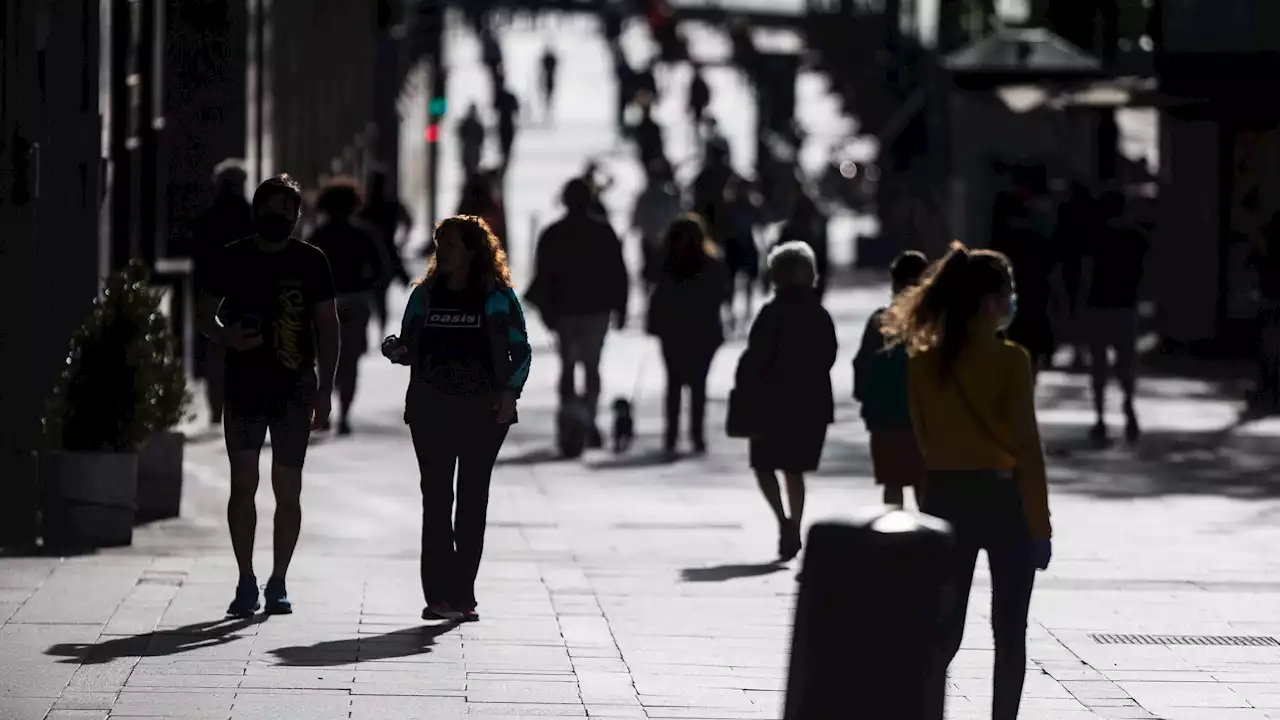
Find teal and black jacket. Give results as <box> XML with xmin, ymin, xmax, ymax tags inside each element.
<box><xmin>397</xmin><ymin>277</ymin><xmax>532</xmax><ymax>423</ymax></box>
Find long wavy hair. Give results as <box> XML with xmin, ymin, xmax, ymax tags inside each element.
<box><xmin>661</xmin><ymin>213</ymin><xmax>720</xmax><ymax>280</ymax></box>
<box><xmin>418</xmin><ymin>215</ymin><xmax>513</xmax><ymax>289</ymax></box>
<box><xmin>880</xmin><ymin>241</ymin><xmax>1012</xmax><ymax>377</ymax></box>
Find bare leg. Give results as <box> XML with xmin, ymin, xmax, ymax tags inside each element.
<box><xmin>882</xmin><ymin>485</ymin><xmax>904</xmax><ymax>507</ymax></box>
<box><xmin>270</xmin><ymin>465</ymin><xmax>303</xmax><ymax>581</ymax></box>
<box><xmin>783</xmin><ymin>472</ymin><xmax>807</xmax><ymax>528</ymax></box>
<box><xmin>227</xmin><ymin>454</ymin><xmax>261</xmax><ymax>579</ymax></box>
<box><xmin>753</xmin><ymin>469</ymin><xmax>786</xmax><ymax>524</ymax></box>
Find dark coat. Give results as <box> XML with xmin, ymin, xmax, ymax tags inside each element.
<box><xmin>734</xmin><ymin>288</ymin><xmax>837</xmax><ymax>431</ymax></box>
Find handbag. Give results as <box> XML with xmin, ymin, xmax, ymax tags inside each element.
<box><xmin>726</xmin><ymin>311</ymin><xmax>782</xmax><ymax>439</ymax></box>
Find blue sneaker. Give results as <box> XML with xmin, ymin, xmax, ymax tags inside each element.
<box><xmin>264</xmin><ymin>576</ymin><xmax>292</xmax><ymax>615</ymax></box>
<box><xmin>226</xmin><ymin>576</ymin><xmax>260</xmax><ymax>618</ymax></box>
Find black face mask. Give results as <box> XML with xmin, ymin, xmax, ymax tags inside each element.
<box><xmin>254</xmin><ymin>213</ymin><xmax>295</xmax><ymax>241</ymax></box>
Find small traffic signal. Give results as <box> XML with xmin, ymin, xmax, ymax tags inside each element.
<box><xmin>424</xmin><ymin>124</ymin><xmax>440</xmax><ymax>143</ymax></box>
<box><xmin>429</xmin><ymin>96</ymin><xmax>447</xmax><ymax>117</ymax></box>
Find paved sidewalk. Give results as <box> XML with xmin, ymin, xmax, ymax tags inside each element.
<box><xmin>5</xmin><ymin>281</ymin><xmax>1280</xmax><ymax>720</ymax></box>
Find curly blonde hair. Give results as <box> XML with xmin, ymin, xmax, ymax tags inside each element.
<box><xmin>418</xmin><ymin>215</ymin><xmax>513</xmax><ymax>288</ymax></box>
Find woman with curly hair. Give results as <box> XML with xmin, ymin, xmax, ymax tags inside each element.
<box><xmin>381</xmin><ymin>216</ymin><xmax>532</xmax><ymax>623</ymax></box>
<box><xmin>880</xmin><ymin>241</ymin><xmax>1051</xmax><ymax>720</ymax></box>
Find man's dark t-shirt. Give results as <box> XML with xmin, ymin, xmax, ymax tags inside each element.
<box><xmin>206</xmin><ymin>238</ymin><xmax>336</xmax><ymax>398</ymax></box>
<box><xmin>1086</xmin><ymin>224</ymin><xmax>1149</xmax><ymax>308</ymax></box>
<box><xmin>418</xmin><ymin>286</ymin><xmax>493</xmax><ymax>397</ymax></box>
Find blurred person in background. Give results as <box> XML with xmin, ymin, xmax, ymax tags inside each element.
<box><xmin>539</xmin><ymin>45</ymin><xmax>559</xmax><ymax>121</ymax></box>
<box><xmin>1079</xmin><ymin>190</ymin><xmax>1149</xmax><ymax>444</ymax></box>
<box><xmin>732</xmin><ymin>241</ymin><xmax>836</xmax><ymax>561</ymax></box>
<box><xmin>646</xmin><ymin>215</ymin><xmax>728</xmax><ymax>458</ymax></box>
<box><xmin>775</xmin><ymin>189</ymin><xmax>830</xmax><ymax>300</ymax></box>
<box><xmin>526</xmin><ymin>179</ymin><xmax>630</xmax><ymax>450</ymax></box>
<box><xmin>459</xmin><ymin>105</ymin><xmax>486</xmax><ymax>181</ymax></box>
<box><xmin>359</xmin><ymin>169</ymin><xmax>412</xmax><ymax>338</ymax></box>
<box><xmin>854</xmin><ymin>250</ymin><xmax>928</xmax><ymax>507</ymax></box>
<box><xmin>720</xmin><ymin>176</ymin><xmax>762</xmax><ymax>333</ymax></box>
<box><xmin>881</xmin><ymin>241</ymin><xmax>1052</xmax><ymax>720</ymax></box>
<box><xmin>456</xmin><ymin>172</ymin><xmax>508</xmax><ymax>255</ymax></box>
<box><xmin>193</xmin><ymin>159</ymin><xmax>255</xmax><ymax>426</ymax></box>
<box><xmin>307</xmin><ymin>177</ymin><xmax>391</xmax><ymax>436</ymax></box>
<box><xmin>631</xmin><ymin>159</ymin><xmax>684</xmax><ymax>291</ymax></box>
<box><xmin>381</xmin><ymin>216</ymin><xmax>531</xmax><ymax>624</ymax></box>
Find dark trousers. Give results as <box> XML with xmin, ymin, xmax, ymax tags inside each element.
<box><xmin>661</xmin><ymin>341</ymin><xmax>715</xmax><ymax>448</ymax></box>
<box><xmin>410</xmin><ymin>405</ymin><xmax>510</xmax><ymax>609</ymax></box>
<box><xmin>1256</xmin><ymin>300</ymin><xmax>1280</xmax><ymax>410</ymax></box>
<box><xmin>922</xmin><ymin>470</ymin><xmax>1037</xmax><ymax>720</ymax></box>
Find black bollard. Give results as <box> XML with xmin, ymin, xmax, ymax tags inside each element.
<box><xmin>783</xmin><ymin>508</ymin><xmax>954</xmax><ymax>720</ymax></box>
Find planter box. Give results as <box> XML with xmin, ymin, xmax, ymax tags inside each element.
<box><xmin>40</xmin><ymin>451</ymin><xmax>138</xmax><ymax>550</ymax></box>
<box><xmin>137</xmin><ymin>431</ymin><xmax>185</xmax><ymax>522</ymax></box>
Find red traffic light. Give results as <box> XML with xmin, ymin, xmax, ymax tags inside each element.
<box><xmin>424</xmin><ymin>124</ymin><xmax>440</xmax><ymax>143</ymax></box>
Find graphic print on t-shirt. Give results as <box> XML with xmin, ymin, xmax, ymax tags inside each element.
<box><xmin>420</xmin><ymin>305</ymin><xmax>492</xmax><ymax>396</ymax></box>
<box><xmin>276</xmin><ymin>279</ymin><xmax>307</xmax><ymax>370</ymax></box>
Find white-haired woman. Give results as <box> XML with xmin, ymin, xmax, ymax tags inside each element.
<box><xmin>732</xmin><ymin>241</ymin><xmax>837</xmax><ymax>560</ymax></box>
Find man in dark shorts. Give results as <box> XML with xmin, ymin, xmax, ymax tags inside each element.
<box><xmin>196</xmin><ymin>174</ymin><xmax>340</xmax><ymax>617</ymax></box>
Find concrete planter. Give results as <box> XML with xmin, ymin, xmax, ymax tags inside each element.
<box><xmin>40</xmin><ymin>451</ymin><xmax>138</xmax><ymax>550</ymax></box>
<box><xmin>136</xmin><ymin>431</ymin><xmax>185</xmax><ymax>522</ymax></box>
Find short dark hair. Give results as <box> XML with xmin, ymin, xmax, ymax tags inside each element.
<box><xmin>890</xmin><ymin>250</ymin><xmax>928</xmax><ymax>291</ymax></box>
<box><xmin>561</xmin><ymin>178</ymin><xmax>594</xmax><ymax>211</ymax></box>
<box><xmin>252</xmin><ymin>173</ymin><xmax>302</xmax><ymax>215</ymax></box>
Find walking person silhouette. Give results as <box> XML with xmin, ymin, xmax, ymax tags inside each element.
<box><xmin>196</xmin><ymin>174</ymin><xmax>340</xmax><ymax>617</ymax></box>
<box><xmin>381</xmin><ymin>216</ymin><xmax>532</xmax><ymax>623</ymax></box>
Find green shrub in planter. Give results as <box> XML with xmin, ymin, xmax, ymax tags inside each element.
<box><xmin>41</xmin><ymin>260</ymin><xmax>191</xmax><ymax>547</ymax></box>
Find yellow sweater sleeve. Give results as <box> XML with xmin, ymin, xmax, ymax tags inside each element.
<box><xmin>1004</xmin><ymin>345</ymin><xmax>1052</xmax><ymax>539</ymax></box>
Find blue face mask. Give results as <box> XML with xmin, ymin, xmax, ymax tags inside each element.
<box><xmin>1000</xmin><ymin>293</ymin><xmax>1018</xmax><ymax>330</ymax></box>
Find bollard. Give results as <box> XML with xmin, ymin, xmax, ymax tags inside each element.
<box><xmin>783</xmin><ymin>508</ymin><xmax>954</xmax><ymax>720</ymax></box>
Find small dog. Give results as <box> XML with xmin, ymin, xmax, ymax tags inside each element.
<box><xmin>611</xmin><ymin>397</ymin><xmax>635</xmax><ymax>454</ymax></box>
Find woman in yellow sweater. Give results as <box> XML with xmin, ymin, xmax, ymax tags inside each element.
<box><xmin>881</xmin><ymin>241</ymin><xmax>1051</xmax><ymax>720</ymax></box>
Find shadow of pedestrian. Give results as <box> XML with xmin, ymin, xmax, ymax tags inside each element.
<box><xmin>587</xmin><ymin>447</ymin><xmax>680</xmax><ymax>470</ymax></box>
<box><xmin>495</xmin><ymin>445</ymin><xmax>567</xmax><ymax>466</ymax></box>
<box><xmin>268</xmin><ymin>623</ymin><xmax>460</xmax><ymax>667</ymax></box>
<box><xmin>680</xmin><ymin>562</ymin><xmax>789</xmax><ymax>583</ymax></box>
<box><xmin>46</xmin><ymin>616</ymin><xmax>267</xmax><ymax>664</ymax></box>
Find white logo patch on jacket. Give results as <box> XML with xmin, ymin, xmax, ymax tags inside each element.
<box><xmin>424</xmin><ymin>309</ymin><xmax>481</xmax><ymax>328</ymax></box>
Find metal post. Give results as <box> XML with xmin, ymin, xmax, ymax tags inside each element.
<box><xmin>108</xmin><ymin>0</ymin><xmax>133</xmax><ymax>270</ymax></box>
<box><xmin>784</xmin><ymin>510</ymin><xmax>953</xmax><ymax>720</ymax></box>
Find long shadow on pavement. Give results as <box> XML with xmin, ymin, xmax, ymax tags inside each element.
<box><xmin>46</xmin><ymin>616</ymin><xmax>267</xmax><ymax>664</ymax></box>
<box><xmin>681</xmin><ymin>562</ymin><xmax>789</xmax><ymax>583</ymax></box>
<box><xmin>269</xmin><ymin>623</ymin><xmax>459</xmax><ymax>666</ymax></box>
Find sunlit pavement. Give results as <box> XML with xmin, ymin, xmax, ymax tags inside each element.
<box><xmin>6</xmin><ymin>11</ymin><xmax>1280</xmax><ymax>720</ymax></box>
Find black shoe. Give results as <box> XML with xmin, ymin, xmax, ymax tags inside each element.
<box><xmin>1124</xmin><ymin>412</ymin><xmax>1141</xmax><ymax>444</ymax></box>
<box><xmin>779</xmin><ymin>522</ymin><xmax>802</xmax><ymax>561</ymax></box>
<box><xmin>586</xmin><ymin>425</ymin><xmax>604</xmax><ymax>449</ymax></box>
<box><xmin>264</xmin><ymin>576</ymin><xmax>293</xmax><ymax>615</ymax></box>
<box><xmin>690</xmin><ymin>438</ymin><xmax>707</xmax><ymax>455</ymax></box>
<box><xmin>337</xmin><ymin>420</ymin><xmax>352</xmax><ymax>436</ymax></box>
<box><xmin>1088</xmin><ymin>422</ymin><xmax>1108</xmax><ymax>446</ymax></box>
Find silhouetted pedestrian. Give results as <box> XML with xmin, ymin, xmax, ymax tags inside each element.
<box><xmin>631</xmin><ymin>160</ymin><xmax>683</xmax><ymax>290</ymax></box>
<box><xmin>691</xmin><ymin>141</ymin><xmax>734</xmax><ymax>244</ymax></box>
<box><xmin>721</xmin><ymin>176</ymin><xmax>762</xmax><ymax>332</ymax></box>
<box><xmin>526</xmin><ymin>179</ymin><xmax>630</xmax><ymax>451</ymax></box>
<box><xmin>646</xmin><ymin>214</ymin><xmax>728</xmax><ymax>457</ymax></box>
<box><xmin>456</xmin><ymin>173</ymin><xmax>508</xmax><ymax>255</ymax></box>
<box><xmin>632</xmin><ymin>104</ymin><xmax>666</xmax><ymax>171</ymax></box>
<box><xmin>1080</xmin><ymin>190</ymin><xmax>1148</xmax><ymax>444</ymax></box>
<box><xmin>307</xmin><ymin>177</ymin><xmax>391</xmax><ymax>436</ymax></box>
<box><xmin>775</xmin><ymin>190</ymin><xmax>830</xmax><ymax>299</ymax></box>
<box><xmin>196</xmin><ymin>174</ymin><xmax>340</xmax><ymax>618</ymax></box>
<box><xmin>853</xmin><ymin>251</ymin><xmax>928</xmax><ymax>507</ymax></box>
<box><xmin>881</xmin><ymin>241</ymin><xmax>1052</xmax><ymax>720</ymax></box>
<box><xmin>496</xmin><ymin>87</ymin><xmax>520</xmax><ymax>168</ymax></box>
<box><xmin>1255</xmin><ymin>211</ymin><xmax>1280</xmax><ymax>416</ymax></box>
<box><xmin>381</xmin><ymin>216</ymin><xmax>531</xmax><ymax>624</ymax></box>
<box><xmin>193</xmin><ymin>159</ymin><xmax>254</xmax><ymax>426</ymax></box>
<box><xmin>360</xmin><ymin>169</ymin><xmax>413</xmax><ymax>337</ymax></box>
<box><xmin>732</xmin><ymin>241</ymin><xmax>836</xmax><ymax>561</ymax></box>
<box><xmin>539</xmin><ymin>46</ymin><xmax>559</xmax><ymax>120</ymax></box>
<box><xmin>459</xmin><ymin>105</ymin><xmax>486</xmax><ymax>180</ymax></box>
<box><xmin>688</xmin><ymin>67</ymin><xmax>711</xmax><ymax>129</ymax></box>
